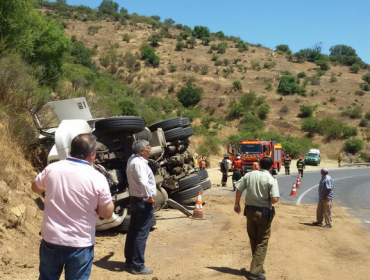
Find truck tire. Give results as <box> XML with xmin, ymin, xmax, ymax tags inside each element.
<box><xmin>200</xmin><ymin>179</ymin><xmax>212</xmax><ymax>191</ymax></box>
<box><xmin>170</xmin><ymin>185</ymin><xmax>203</xmax><ymax>202</ymax></box>
<box><xmin>183</xmin><ymin>127</ymin><xmax>194</xmax><ymax>138</ymax></box>
<box><xmin>198</xmin><ymin>169</ymin><xmax>208</xmax><ymax>180</ymax></box>
<box><xmin>149</xmin><ymin>117</ymin><xmax>182</xmax><ymax>132</ymax></box>
<box><xmin>164</xmin><ymin>127</ymin><xmax>185</xmax><ymax>141</ymax></box>
<box><xmin>177</xmin><ymin>173</ymin><xmax>201</xmax><ymax>191</ymax></box>
<box><xmin>95</xmin><ymin>117</ymin><xmax>146</xmax><ymax>133</ymax></box>
<box><xmin>114</xmin><ymin>214</ymin><xmax>157</xmax><ymax>232</ymax></box>
<box><xmin>181</xmin><ymin>117</ymin><xmax>191</xmax><ymax>127</ymax></box>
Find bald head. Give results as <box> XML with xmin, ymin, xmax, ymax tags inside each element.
<box><xmin>321</xmin><ymin>168</ymin><xmax>329</xmax><ymax>175</ymax></box>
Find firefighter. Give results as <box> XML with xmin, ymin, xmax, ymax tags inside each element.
<box><xmin>296</xmin><ymin>156</ymin><xmax>305</xmax><ymax>177</ymax></box>
<box><xmin>283</xmin><ymin>154</ymin><xmax>292</xmax><ymax>175</ymax></box>
<box><xmin>232</xmin><ymin>153</ymin><xmax>243</xmax><ymax>191</ymax></box>
<box><xmin>220</xmin><ymin>154</ymin><xmax>231</xmax><ymax>186</ymax></box>
<box><xmin>252</xmin><ymin>157</ymin><xmax>260</xmax><ymax>170</ymax></box>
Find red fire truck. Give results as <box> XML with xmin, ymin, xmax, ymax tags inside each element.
<box><xmin>227</xmin><ymin>139</ymin><xmax>283</xmax><ymax>174</ymax></box>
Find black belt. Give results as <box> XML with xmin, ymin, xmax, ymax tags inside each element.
<box><xmin>245</xmin><ymin>205</ymin><xmax>264</xmax><ymax>212</ymax></box>
<box><xmin>131</xmin><ymin>196</ymin><xmax>144</xmax><ymax>201</ymax></box>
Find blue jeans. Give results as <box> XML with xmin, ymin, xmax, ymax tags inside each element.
<box><xmin>124</xmin><ymin>198</ymin><xmax>154</xmax><ymax>271</ymax></box>
<box><xmin>39</xmin><ymin>240</ymin><xmax>94</xmax><ymax>280</ymax></box>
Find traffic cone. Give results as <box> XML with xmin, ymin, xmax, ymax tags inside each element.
<box><xmin>289</xmin><ymin>182</ymin><xmax>297</xmax><ymax>197</ymax></box>
<box><xmin>296</xmin><ymin>179</ymin><xmax>301</xmax><ymax>189</ymax></box>
<box><xmin>192</xmin><ymin>191</ymin><xmax>204</xmax><ymax>219</ymax></box>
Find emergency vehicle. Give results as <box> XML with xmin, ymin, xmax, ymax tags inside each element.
<box><xmin>227</xmin><ymin>139</ymin><xmax>283</xmax><ymax>174</ymax></box>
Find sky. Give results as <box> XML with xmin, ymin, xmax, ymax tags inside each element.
<box><xmin>59</xmin><ymin>0</ymin><xmax>370</xmax><ymax>64</ymax></box>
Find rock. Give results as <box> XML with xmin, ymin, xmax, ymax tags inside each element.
<box><xmin>9</xmin><ymin>204</ymin><xmax>27</xmax><ymax>227</ymax></box>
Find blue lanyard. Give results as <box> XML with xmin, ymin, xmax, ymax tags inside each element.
<box><xmin>66</xmin><ymin>157</ymin><xmax>91</xmax><ymax>166</ymax></box>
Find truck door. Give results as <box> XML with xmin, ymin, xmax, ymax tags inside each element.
<box><xmin>227</xmin><ymin>144</ymin><xmax>236</xmax><ymax>162</ymax></box>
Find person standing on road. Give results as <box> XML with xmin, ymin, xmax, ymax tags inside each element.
<box><xmin>193</xmin><ymin>153</ymin><xmax>199</xmax><ymax>169</ymax></box>
<box><xmin>124</xmin><ymin>140</ymin><xmax>156</xmax><ymax>275</ymax></box>
<box><xmin>220</xmin><ymin>153</ymin><xmax>231</xmax><ymax>186</ymax></box>
<box><xmin>283</xmin><ymin>154</ymin><xmax>292</xmax><ymax>175</ymax></box>
<box><xmin>31</xmin><ymin>133</ymin><xmax>114</xmax><ymax>280</ymax></box>
<box><xmin>234</xmin><ymin>157</ymin><xmax>280</xmax><ymax>280</ymax></box>
<box><xmin>296</xmin><ymin>156</ymin><xmax>305</xmax><ymax>177</ymax></box>
<box><xmin>312</xmin><ymin>168</ymin><xmax>333</xmax><ymax>228</ymax></box>
<box><xmin>232</xmin><ymin>153</ymin><xmax>243</xmax><ymax>191</ymax></box>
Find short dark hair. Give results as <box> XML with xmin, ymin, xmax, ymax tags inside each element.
<box><xmin>70</xmin><ymin>134</ymin><xmax>97</xmax><ymax>160</ymax></box>
<box><xmin>260</xmin><ymin>157</ymin><xmax>273</xmax><ymax>170</ymax></box>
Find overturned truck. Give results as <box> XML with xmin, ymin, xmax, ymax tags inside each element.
<box><xmin>31</xmin><ymin>98</ymin><xmax>211</xmax><ymax>232</ymax></box>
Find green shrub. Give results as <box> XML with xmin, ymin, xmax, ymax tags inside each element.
<box><xmin>175</xmin><ymin>41</ymin><xmax>185</xmax><ymax>51</ymax></box>
<box><xmin>277</xmin><ymin>75</ymin><xmax>306</xmax><ymax>96</ymax></box>
<box><xmin>349</xmin><ymin>63</ymin><xmax>360</xmax><ymax>73</ymax></box>
<box><xmin>141</xmin><ymin>44</ymin><xmax>160</xmax><ymax>67</ymax></box>
<box><xmin>310</xmin><ymin>75</ymin><xmax>321</xmax><ymax>85</ymax></box>
<box><xmin>362</xmin><ymin>73</ymin><xmax>370</xmax><ymax>84</ymax></box>
<box><xmin>232</xmin><ymin>80</ymin><xmax>242</xmax><ymax>91</ymax></box>
<box><xmin>211</xmin><ymin>54</ymin><xmax>219</xmax><ymax>61</ymax></box>
<box><xmin>359</xmin><ymin>118</ymin><xmax>369</xmax><ymax>127</ymax></box>
<box><xmin>200</xmin><ymin>66</ymin><xmax>209</xmax><ymax>75</ymax></box>
<box><xmin>122</xmin><ymin>33</ymin><xmax>130</xmax><ymax>42</ymax></box>
<box><xmin>343</xmin><ymin>138</ymin><xmax>363</xmax><ymax>154</ymax></box>
<box><xmin>227</xmin><ymin>102</ymin><xmax>243</xmax><ymax>120</ymax></box>
<box><xmin>266</xmin><ymin>82</ymin><xmax>273</xmax><ymax>91</ymax></box>
<box><xmin>360</xmin><ymin>83</ymin><xmax>370</xmax><ymax>91</ymax></box>
<box><xmin>257</xmin><ymin>104</ymin><xmax>270</xmax><ymax>120</ymax></box>
<box><xmin>201</xmin><ymin>116</ymin><xmax>215</xmax><ymax>129</ymax></box>
<box><xmin>118</xmin><ymin>99</ymin><xmax>139</xmax><ymax>116</ymax></box>
<box><xmin>169</xmin><ymin>65</ymin><xmax>177</xmax><ymax>73</ymax></box>
<box><xmin>359</xmin><ymin>152</ymin><xmax>370</xmax><ymax>162</ymax></box>
<box><xmin>315</xmin><ymin>60</ymin><xmax>330</xmax><ymax>71</ymax></box>
<box><xmin>264</xmin><ymin>62</ymin><xmax>276</xmax><ymax>69</ymax></box>
<box><xmin>301</xmin><ymin>118</ymin><xmax>321</xmax><ymax>137</ymax></box>
<box><xmin>196</xmin><ymin>135</ymin><xmax>220</xmax><ymax>156</ymax></box>
<box><xmin>177</xmin><ymin>86</ymin><xmax>203</xmax><ymax>107</ymax></box>
<box><xmin>214</xmin><ymin>60</ymin><xmax>222</xmax><ymax>66</ymax></box>
<box><xmin>329</xmin><ymin>75</ymin><xmax>337</xmax><ymax>83</ymax></box>
<box><xmin>275</xmin><ymin>44</ymin><xmax>291</xmax><ymax>53</ymax></box>
<box><xmin>342</xmin><ymin>107</ymin><xmax>362</xmax><ymax>119</ymax></box>
<box><xmin>364</xmin><ymin>110</ymin><xmax>370</xmax><ymax>120</ymax></box>
<box><xmin>297</xmin><ymin>72</ymin><xmax>307</xmax><ymax>78</ymax></box>
<box><xmin>87</xmin><ymin>25</ymin><xmax>101</xmax><ymax>35</ymax></box>
<box><xmin>239</xmin><ymin>113</ymin><xmax>264</xmax><ymax>132</ymax></box>
<box><xmin>299</xmin><ymin>105</ymin><xmax>316</xmax><ymax>118</ymax></box>
<box><xmin>192</xmin><ymin>26</ymin><xmax>210</xmax><ymax>39</ymax></box>
<box><xmin>217</xmin><ymin>42</ymin><xmax>227</xmax><ymax>54</ymax></box>
<box><xmin>355</xmin><ymin>90</ymin><xmax>365</xmax><ymax>96</ymax></box>
<box><xmin>251</xmin><ymin>60</ymin><xmax>261</xmax><ymax>70</ymax></box>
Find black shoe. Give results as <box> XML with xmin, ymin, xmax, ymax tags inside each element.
<box><xmin>248</xmin><ymin>272</ymin><xmax>266</xmax><ymax>280</ymax></box>
<box><xmin>312</xmin><ymin>222</ymin><xmax>322</xmax><ymax>226</ymax></box>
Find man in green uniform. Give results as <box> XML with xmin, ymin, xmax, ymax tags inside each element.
<box><xmin>296</xmin><ymin>156</ymin><xmax>305</xmax><ymax>178</ymax></box>
<box><xmin>234</xmin><ymin>157</ymin><xmax>280</xmax><ymax>280</ymax></box>
<box><xmin>283</xmin><ymin>154</ymin><xmax>291</xmax><ymax>175</ymax></box>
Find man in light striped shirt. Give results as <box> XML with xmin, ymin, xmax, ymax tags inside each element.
<box><xmin>124</xmin><ymin>140</ymin><xmax>156</xmax><ymax>275</ymax></box>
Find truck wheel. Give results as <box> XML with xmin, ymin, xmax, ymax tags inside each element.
<box><xmin>164</xmin><ymin>127</ymin><xmax>185</xmax><ymax>141</ymax></box>
<box><xmin>177</xmin><ymin>173</ymin><xmax>201</xmax><ymax>191</ymax></box>
<box><xmin>114</xmin><ymin>214</ymin><xmax>157</xmax><ymax>232</ymax></box>
<box><xmin>95</xmin><ymin>117</ymin><xmax>146</xmax><ymax>133</ymax></box>
<box><xmin>198</xmin><ymin>169</ymin><xmax>209</xmax><ymax>180</ymax></box>
<box><xmin>200</xmin><ymin>179</ymin><xmax>212</xmax><ymax>191</ymax></box>
<box><xmin>181</xmin><ymin>117</ymin><xmax>191</xmax><ymax>127</ymax></box>
<box><xmin>170</xmin><ymin>185</ymin><xmax>202</xmax><ymax>202</ymax></box>
<box><xmin>183</xmin><ymin>127</ymin><xmax>194</xmax><ymax>138</ymax></box>
<box><xmin>149</xmin><ymin>117</ymin><xmax>182</xmax><ymax>132</ymax></box>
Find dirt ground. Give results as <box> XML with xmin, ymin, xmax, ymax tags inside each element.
<box><xmin>2</xmin><ymin>160</ymin><xmax>370</xmax><ymax>280</ymax></box>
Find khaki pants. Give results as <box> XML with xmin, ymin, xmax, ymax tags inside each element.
<box><xmin>246</xmin><ymin>209</ymin><xmax>271</xmax><ymax>275</ymax></box>
<box><xmin>316</xmin><ymin>199</ymin><xmax>332</xmax><ymax>225</ymax></box>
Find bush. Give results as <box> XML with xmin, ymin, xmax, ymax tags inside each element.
<box><xmin>169</xmin><ymin>65</ymin><xmax>177</xmax><ymax>73</ymax></box>
<box><xmin>232</xmin><ymin>80</ymin><xmax>242</xmax><ymax>91</ymax></box>
<box><xmin>118</xmin><ymin>99</ymin><xmax>139</xmax><ymax>116</ymax></box>
<box><xmin>251</xmin><ymin>60</ymin><xmax>261</xmax><ymax>70</ymax></box>
<box><xmin>299</xmin><ymin>105</ymin><xmax>316</xmax><ymax>118</ymax></box>
<box><xmin>310</xmin><ymin>75</ymin><xmax>321</xmax><ymax>85</ymax></box>
<box><xmin>354</xmin><ymin>90</ymin><xmax>365</xmax><ymax>96</ymax></box>
<box><xmin>329</xmin><ymin>75</ymin><xmax>337</xmax><ymax>83</ymax></box>
<box><xmin>177</xmin><ymin>86</ymin><xmax>203</xmax><ymax>107</ymax></box>
<box><xmin>122</xmin><ymin>33</ymin><xmax>130</xmax><ymax>42</ymax></box>
<box><xmin>277</xmin><ymin>75</ymin><xmax>306</xmax><ymax>96</ymax></box>
<box><xmin>297</xmin><ymin>72</ymin><xmax>307</xmax><ymax>78</ymax></box>
<box><xmin>315</xmin><ymin>60</ymin><xmax>330</xmax><ymax>71</ymax></box>
<box><xmin>211</xmin><ymin>54</ymin><xmax>219</xmax><ymax>61</ymax></box>
<box><xmin>349</xmin><ymin>63</ymin><xmax>360</xmax><ymax>73</ymax></box>
<box><xmin>365</xmin><ymin>110</ymin><xmax>370</xmax><ymax>120</ymax></box>
<box><xmin>301</xmin><ymin>118</ymin><xmax>321</xmax><ymax>137</ymax></box>
<box><xmin>275</xmin><ymin>44</ymin><xmax>291</xmax><ymax>54</ymax></box>
<box><xmin>192</xmin><ymin>26</ymin><xmax>210</xmax><ymax>39</ymax></box>
<box><xmin>227</xmin><ymin>102</ymin><xmax>243</xmax><ymax>120</ymax></box>
<box><xmin>360</xmin><ymin>83</ymin><xmax>370</xmax><ymax>91</ymax></box>
<box><xmin>342</xmin><ymin>107</ymin><xmax>362</xmax><ymax>119</ymax></box>
<box><xmin>359</xmin><ymin>118</ymin><xmax>369</xmax><ymax>127</ymax></box>
<box><xmin>200</xmin><ymin>66</ymin><xmax>209</xmax><ymax>75</ymax></box>
<box><xmin>141</xmin><ymin>44</ymin><xmax>160</xmax><ymax>67</ymax></box>
<box><xmin>175</xmin><ymin>41</ymin><xmax>186</xmax><ymax>51</ymax></box>
<box><xmin>362</xmin><ymin>73</ymin><xmax>370</xmax><ymax>84</ymax></box>
<box><xmin>196</xmin><ymin>135</ymin><xmax>220</xmax><ymax>157</ymax></box>
<box><xmin>343</xmin><ymin>138</ymin><xmax>363</xmax><ymax>154</ymax></box>
<box><xmin>239</xmin><ymin>113</ymin><xmax>264</xmax><ymax>132</ymax></box>
<box><xmin>257</xmin><ymin>104</ymin><xmax>270</xmax><ymax>120</ymax></box>
<box><xmin>264</xmin><ymin>62</ymin><xmax>276</xmax><ymax>69</ymax></box>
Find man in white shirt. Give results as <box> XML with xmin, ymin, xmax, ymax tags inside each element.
<box><xmin>124</xmin><ymin>140</ymin><xmax>156</xmax><ymax>275</ymax></box>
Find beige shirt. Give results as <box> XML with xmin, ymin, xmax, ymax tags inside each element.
<box><xmin>236</xmin><ymin>169</ymin><xmax>279</xmax><ymax>208</ymax></box>
<box><xmin>126</xmin><ymin>154</ymin><xmax>156</xmax><ymax>199</ymax></box>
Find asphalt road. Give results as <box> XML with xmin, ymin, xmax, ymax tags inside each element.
<box><xmin>276</xmin><ymin>168</ymin><xmax>370</xmax><ymax>229</ymax></box>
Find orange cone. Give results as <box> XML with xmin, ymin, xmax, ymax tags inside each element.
<box><xmin>296</xmin><ymin>180</ymin><xmax>301</xmax><ymax>189</ymax></box>
<box><xmin>289</xmin><ymin>182</ymin><xmax>297</xmax><ymax>197</ymax></box>
<box><xmin>192</xmin><ymin>191</ymin><xmax>204</xmax><ymax>219</ymax></box>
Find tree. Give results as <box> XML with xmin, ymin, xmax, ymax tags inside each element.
<box><xmin>315</xmin><ymin>60</ymin><xmax>330</xmax><ymax>71</ymax></box>
<box><xmin>257</xmin><ymin>104</ymin><xmax>270</xmax><ymax>120</ymax></box>
<box><xmin>177</xmin><ymin>86</ymin><xmax>203</xmax><ymax>107</ymax></box>
<box><xmin>148</xmin><ymin>33</ymin><xmax>162</xmax><ymax>47</ymax></box>
<box><xmin>299</xmin><ymin>105</ymin><xmax>316</xmax><ymax>118</ymax></box>
<box><xmin>192</xmin><ymin>26</ymin><xmax>210</xmax><ymax>39</ymax></box>
<box><xmin>164</xmin><ymin>18</ymin><xmax>175</xmax><ymax>25</ymax></box>
<box><xmin>349</xmin><ymin>63</ymin><xmax>360</xmax><ymax>73</ymax></box>
<box><xmin>98</xmin><ymin>0</ymin><xmax>119</xmax><ymax>15</ymax></box>
<box><xmin>277</xmin><ymin>75</ymin><xmax>306</xmax><ymax>96</ymax></box>
<box><xmin>275</xmin><ymin>44</ymin><xmax>291</xmax><ymax>54</ymax></box>
<box><xmin>119</xmin><ymin>99</ymin><xmax>139</xmax><ymax>116</ymax></box>
<box><xmin>329</xmin><ymin>44</ymin><xmax>363</xmax><ymax>66</ymax></box>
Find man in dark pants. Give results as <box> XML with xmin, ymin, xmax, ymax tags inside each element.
<box><xmin>296</xmin><ymin>156</ymin><xmax>305</xmax><ymax>177</ymax></box>
<box><xmin>124</xmin><ymin>140</ymin><xmax>156</xmax><ymax>275</ymax></box>
<box><xmin>283</xmin><ymin>154</ymin><xmax>291</xmax><ymax>175</ymax></box>
<box><xmin>220</xmin><ymin>153</ymin><xmax>231</xmax><ymax>186</ymax></box>
<box><xmin>234</xmin><ymin>157</ymin><xmax>280</xmax><ymax>280</ymax></box>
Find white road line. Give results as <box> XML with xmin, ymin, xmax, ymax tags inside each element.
<box><xmin>296</xmin><ymin>174</ymin><xmax>369</xmax><ymax>205</ymax></box>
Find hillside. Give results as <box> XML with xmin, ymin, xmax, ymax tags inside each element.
<box><xmin>60</xmin><ymin>17</ymin><xmax>370</xmax><ymax>159</ymax></box>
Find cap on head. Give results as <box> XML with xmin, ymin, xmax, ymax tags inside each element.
<box><xmin>236</xmin><ymin>153</ymin><xmax>241</xmax><ymax>159</ymax></box>
<box><xmin>224</xmin><ymin>153</ymin><xmax>229</xmax><ymax>158</ymax></box>
<box><xmin>321</xmin><ymin>168</ymin><xmax>329</xmax><ymax>174</ymax></box>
